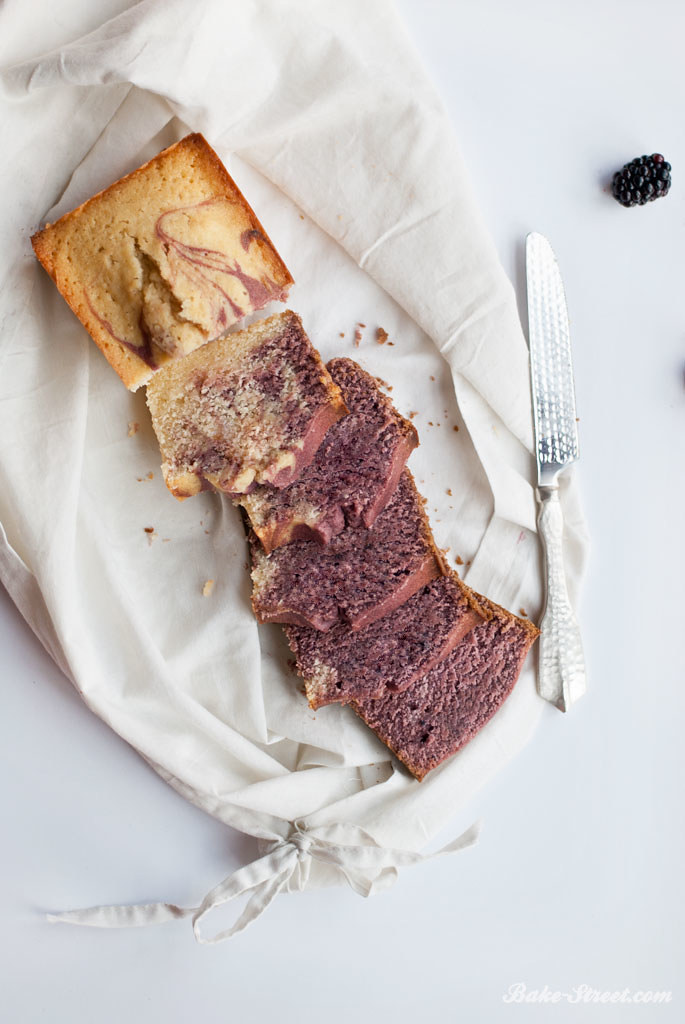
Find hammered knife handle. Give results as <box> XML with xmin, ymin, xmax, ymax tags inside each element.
<box><xmin>536</xmin><ymin>485</ymin><xmax>586</xmax><ymax>711</ymax></box>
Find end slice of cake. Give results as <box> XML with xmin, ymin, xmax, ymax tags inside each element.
<box><xmin>31</xmin><ymin>133</ymin><xmax>293</xmax><ymax>390</ymax></box>
<box><xmin>285</xmin><ymin>573</ymin><xmax>487</xmax><ymax>709</ymax></box>
<box><xmin>351</xmin><ymin>598</ymin><xmax>540</xmax><ymax>780</ymax></box>
<box><xmin>238</xmin><ymin>357</ymin><xmax>418</xmax><ymax>553</ymax></box>
<box><xmin>250</xmin><ymin>470</ymin><xmax>445</xmax><ymax>631</ymax></box>
<box><xmin>146</xmin><ymin>311</ymin><xmax>347</xmax><ymax>498</ymax></box>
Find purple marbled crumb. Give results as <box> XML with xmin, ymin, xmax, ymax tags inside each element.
<box><xmin>240</xmin><ymin>228</ymin><xmax>264</xmax><ymax>252</ymax></box>
<box><xmin>353</xmin><ymin>603</ymin><xmax>538</xmax><ymax>780</ymax></box>
<box><xmin>284</xmin><ymin>574</ymin><xmax>484</xmax><ymax>707</ymax></box>
<box><xmin>242</xmin><ymin>357</ymin><xmax>418</xmax><ymax>550</ymax></box>
<box><xmin>250</xmin><ymin>470</ymin><xmax>442</xmax><ymax>631</ymax></box>
<box><xmin>84</xmin><ymin>289</ymin><xmax>158</xmax><ymax>369</ymax></box>
<box><xmin>172</xmin><ymin>317</ymin><xmax>343</xmax><ymax>483</ymax></box>
<box><xmin>244</xmin><ymin>323</ymin><xmax>345</xmax><ymax>440</ymax></box>
<box><xmin>154</xmin><ymin>200</ymin><xmax>286</xmax><ymax>332</ymax></box>
<box><xmin>229</xmin><ymin>263</ymin><xmax>272</xmax><ymax>308</ymax></box>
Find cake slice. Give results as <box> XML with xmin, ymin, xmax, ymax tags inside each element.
<box><xmin>146</xmin><ymin>311</ymin><xmax>347</xmax><ymax>498</ymax></box>
<box><xmin>31</xmin><ymin>133</ymin><xmax>293</xmax><ymax>390</ymax></box>
<box><xmin>285</xmin><ymin>573</ymin><xmax>487</xmax><ymax>709</ymax></box>
<box><xmin>238</xmin><ymin>357</ymin><xmax>418</xmax><ymax>552</ymax></box>
<box><xmin>250</xmin><ymin>470</ymin><xmax>445</xmax><ymax>631</ymax></box>
<box><xmin>351</xmin><ymin>598</ymin><xmax>539</xmax><ymax>780</ymax></box>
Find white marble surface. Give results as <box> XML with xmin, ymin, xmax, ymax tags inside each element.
<box><xmin>2</xmin><ymin>1</ymin><xmax>683</xmax><ymax>1020</ymax></box>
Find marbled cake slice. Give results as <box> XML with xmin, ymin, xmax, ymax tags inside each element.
<box><xmin>32</xmin><ymin>133</ymin><xmax>293</xmax><ymax>390</ymax></box>
<box><xmin>147</xmin><ymin>311</ymin><xmax>347</xmax><ymax>498</ymax></box>
<box><xmin>352</xmin><ymin>598</ymin><xmax>539</xmax><ymax>780</ymax></box>
<box><xmin>250</xmin><ymin>470</ymin><xmax>445</xmax><ymax>631</ymax></box>
<box><xmin>238</xmin><ymin>357</ymin><xmax>418</xmax><ymax>553</ymax></box>
<box><xmin>285</xmin><ymin>573</ymin><xmax>487</xmax><ymax>708</ymax></box>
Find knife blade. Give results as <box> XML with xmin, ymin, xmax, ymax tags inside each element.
<box><xmin>526</xmin><ymin>232</ymin><xmax>586</xmax><ymax>712</ymax></box>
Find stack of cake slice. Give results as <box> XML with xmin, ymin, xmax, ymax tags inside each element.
<box><xmin>31</xmin><ymin>131</ymin><xmax>538</xmax><ymax>781</ymax></box>
<box><xmin>244</xmin><ymin>358</ymin><xmax>538</xmax><ymax>779</ymax></box>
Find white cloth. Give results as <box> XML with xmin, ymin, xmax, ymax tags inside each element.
<box><xmin>47</xmin><ymin>819</ymin><xmax>482</xmax><ymax>943</ymax></box>
<box><xmin>0</xmin><ymin>0</ymin><xmax>588</xmax><ymax>940</ymax></box>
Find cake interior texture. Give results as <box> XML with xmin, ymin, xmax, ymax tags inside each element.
<box><xmin>31</xmin><ymin>133</ymin><xmax>293</xmax><ymax>390</ymax></box>
<box><xmin>238</xmin><ymin>357</ymin><xmax>418</xmax><ymax>552</ymax></box>
<box><xmin>146</xmin><ymin>311</ymin><xmax>347</xmax><ymax>498</ymax></box>
<box><xmin>285</xmin><ymin>573</ymin><xmax>486</xmax><ymax>709</ymax></box>
<box><xmin>250</xmin><ymin>469</ymin><xmax>444</xmax><ymax>631</ymax></box>
<box><xmin>352</xmin><ymin>598</ymin><xmax>539</xmax><ymax>780</ymax></box>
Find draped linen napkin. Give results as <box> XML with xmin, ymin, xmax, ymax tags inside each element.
<box><xmin>0</xmin><ymin>0</ymin><xmax>588</xmax><ymax>941</ymax></box>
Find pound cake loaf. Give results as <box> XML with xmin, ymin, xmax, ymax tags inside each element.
<box><xmin>250</xmin><ymin>470</ymin><xmax>445</xmax><ymax>631</ymax></box>
<box><xmin>238</xmin><ymin>357</ymin><xmax>418</xmax><ymax>552</ymax></box>
<box><xmin>285</xmin><ymin>573</ymin><xmax>487</xmax><ymax>709</ymax></box>
<box><xmin>146</xmin><ymin>311</ymin><xmax>347</xmax><ymax>498</ymax></box>
<box><xmin>31</xmin><ymin>133</ymin><xmax>293</xmax><ymax>390</ymax></box>
<box><xmin>352</xmin><ymin>598</ymin><xmax>539</xmax><ymax>780</ymax></box>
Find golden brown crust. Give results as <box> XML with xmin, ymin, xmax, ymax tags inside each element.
<box><xmin>31</xmin><ymin>134</ymin><xmax>293</xmax><ymax>391</ymax></box>
<box><xmin>477</xmin><ymin>591</ymin><xmax>540</xmax><ymax>639</ymax></box>
<box><xmin>408</xmin><ymin>473</ymin><xmax>448</xmax><ymax>578</ymax></box>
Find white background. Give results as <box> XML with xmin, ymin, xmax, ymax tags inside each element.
<box><xmin>2</xmin><ymin>1</ymin><xmax>683</xmax><ymax>1021</ymax></box>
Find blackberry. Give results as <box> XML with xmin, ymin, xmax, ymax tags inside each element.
<box><xmin>612</xmin><ymin>154</ymin><xmax>672</xmax><ymax>207</ymax></box>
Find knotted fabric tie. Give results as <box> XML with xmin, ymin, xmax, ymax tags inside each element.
<box><xmin>47</xmin><ymin>819</ymin><xmax>481</xmax><ymax>944</ymax></box>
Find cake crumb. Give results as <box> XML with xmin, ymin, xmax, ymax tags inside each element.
<box><xmin>376</xmin><ymin>327</ymin><xmax>389</xmax><ymax>345</ymax></box>
<box><xmin>146</xmin><ymin>471</ymin><xmax>154</xmax><ymax>480</ymax></box>
<box><xmin>519</xmin><ymin>607</ymin><xmax>528</xmax><ymax>617</ymax></box>
<box><xmin>428</xmin><ymin>421</ymin><xmax>434</xmax><ymax>426</ymax></box>
<box><xmin>143</xmin><ymin>527</ymin><xmax>157</xmax><ymax>545</ymax></box>
<box><xmin>354</xmin><ymin>326</ymin><xmax>363</xmax><ymax>347</ymax></box>
<box><xmin>127</xmin><ymin>421</ymin><xmax>139</xmax><ymax>437</ymax></box>
<box><xmin>409</xmin><ymin>410</ymin><xmax>418</xmax><ymax>419</ymax></box>
<box><xmin>388</xmin><ymin>341</ymin><xmax>395</xmax><ymax>346</ymax></box>
<box><xmin>339</xmin><ymin>332</ymin><xmax>345</xmax><ymax>338</ymax></box>
<box><xmin>299</xmin><ymin>213</ymin><xmax>305</xmax><ymax>220</ymax></box>
<box><xmin>202</xmin><ymin>579</ymin><xmax>215</xmax><ymax>597</ymax></box>
<box><xmin>446</xmin><ymin>488</ymin><xmax>452</xmax><ymax>496</ymax></box>
<box><xmin>359</xmin><ymin>322</ymin><xmax>366</xmax><ymax>328</ymax></box>
<box><xmin>430</xmin><ymin>375</ymin><xmax>435</xmax><ymax>381</ymax></box>
<box><xmin>453</xmin><ymin>425</ymin><xmax>459</xmax><ymax>432</ymax></box>
<box><xmin>455</xmin><ymin>555</ymin><xmax>464</xmax><ymax>566</ymax></box>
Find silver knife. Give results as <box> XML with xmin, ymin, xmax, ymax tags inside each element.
<box><xmin>526</xmin><ymin>232</ymin><xmax>586</xmax><ymax>712</ymax></box>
